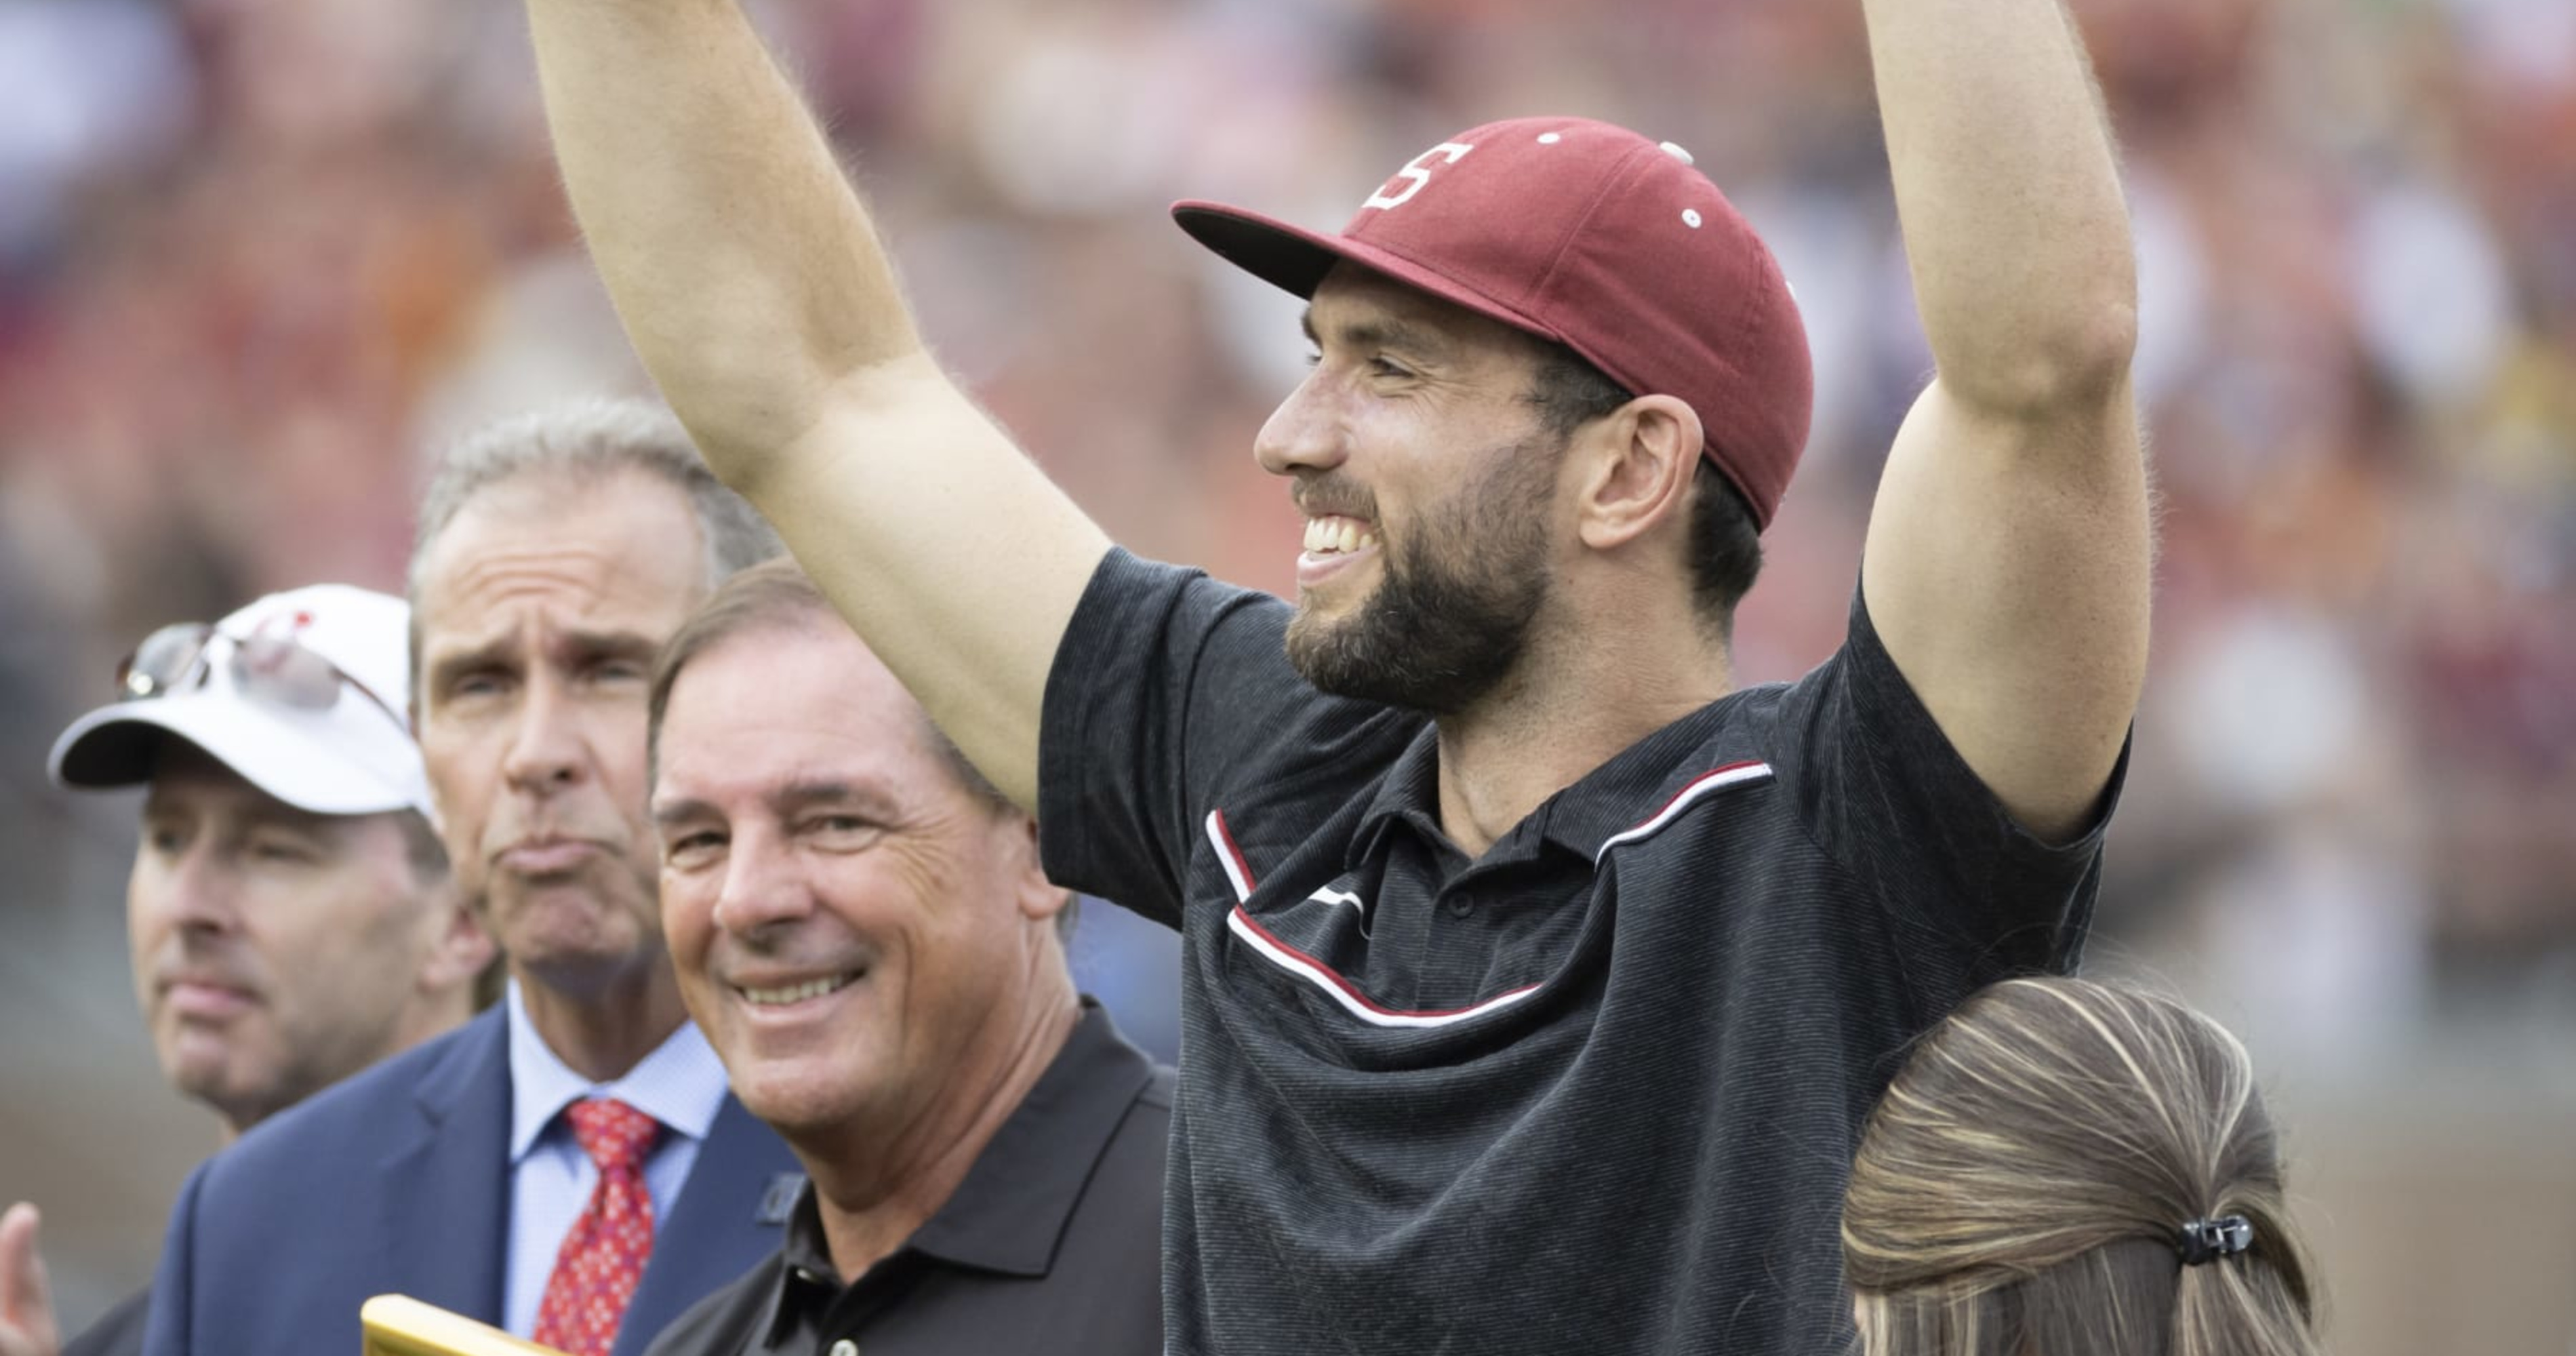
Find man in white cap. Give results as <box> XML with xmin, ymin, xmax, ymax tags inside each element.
<box><xmin>138</xmin><ymin>401</ymin><xmax>800</xmax><ymax>1356</ymax></box>
<box><xmin>1</xmin><ymin>584</ymin><xmax>494</xmax><ymax>1356</ymax></box>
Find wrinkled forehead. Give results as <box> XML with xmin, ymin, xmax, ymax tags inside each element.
<box><xmin>414</xmin><ymin>477</ymin><xmax>708</xmax><ymax>663</ymax></box>
<box><xmin>659</xmin><ymin>623</ymin><xmax>917</xmax><ymax>746</ymax></box>
<box><xmin>419</xmin><ymin>604</ymin><xmax>677</xmax><ymax>676</ymax></box>
<box><xmin>653</xmin><ymin>626</ymin><xmax>958</xmax><ymax>806</ymax></box>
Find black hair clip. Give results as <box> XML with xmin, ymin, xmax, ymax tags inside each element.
<box><xmin>2177</xmin><ymin>1214</ymin><xmax>2254</xmax><ymax>1266</ymax></box>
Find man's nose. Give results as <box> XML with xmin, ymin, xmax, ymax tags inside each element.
<box><xmin>156</xmin><ymin>843</ymin><xmax>241</xmax><ymax>935</ymax></box>
<box><xmin>1253</xmin><ymin>370</ymin><xmax>1350</xmax><ymax>480</ymax></box>
<box><xmin>710</xmin><ymin>828</ymin><xmax>815</xmax><ymax>937</ymax></box>
<box><xmin>500</xmin><ymin>675</ymin><xmax>588</xmax><ymax>796</ymax></box>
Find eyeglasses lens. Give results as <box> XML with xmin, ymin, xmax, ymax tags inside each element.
<box><xmin>233</xmin><ymin>632</ymin><xmax>344</xmax><ymax>710</ymax></box>
<box><xmin>118</xmin><ymin>623</ymin><xmax>216</xmax><ymax>701</ymax></box>
<box><xmin>112</xmin><ymin>619</ymin><xmax>405</xmax><ymax>737</ymax></box>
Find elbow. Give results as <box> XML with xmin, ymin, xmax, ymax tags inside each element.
<box><xmin>1948</xmin><ymin>296</ymin><xmax>2139</xmax><ymax>419</ymax></box>
<box><xmin>693</xmin><ymin>429</ymin><xmax>787</xmax><ymax>501</ymax></box>
<box><xmin>657</xmin><ymin>397</ymin><xmax>780</xmax><ymax>498</ymax></box>
<box><xmin>624</xmin><ymin>314</ymin><xmax>868</xmax><ymax>498</ymax></box>
<box><xmin>646</xmin><ymin>357</ymin><xmax>827</xmax><ymax>498</ymax></box>
<box><xmin>2050</xmin><ymin>296</ymin><xmax>2141</xmax><ymax>401</ymax></box>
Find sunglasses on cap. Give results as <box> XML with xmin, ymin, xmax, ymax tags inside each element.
<box><xmin>117</xmin><ymin>620</ymin><xmax>410</xmax><ymax>737</ymax></box>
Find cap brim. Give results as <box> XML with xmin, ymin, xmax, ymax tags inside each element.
<box><xmin>49</xmin><ymin>697</ymin><xmax>420</xmax><ymax>818</ymax></box>
<box><xmin>48</xmin><ymin>706</ymin><xmax>172</xmax><ymax>791</ymax></box>
<box><xmin>1173</xmin><ymin>201</ymin><xmax>1568</xmax><ymax>346</ymax></box>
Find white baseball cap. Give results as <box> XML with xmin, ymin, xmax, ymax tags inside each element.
<box><xmin>49</xmin><ymin>584</ymin><xmax>439</xmax><ymax>823</ymax></box>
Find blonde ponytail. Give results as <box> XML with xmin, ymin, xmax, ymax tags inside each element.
<box><xmin>1843</xmin><ymin>978</ymin><xmax>2322</xmax><ymax>1356</ymax></box>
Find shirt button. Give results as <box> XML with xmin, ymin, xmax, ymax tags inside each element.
<box><xmin>1444</xmin><ymin>891</ymin><xmax>1475</xmax><ymax>917</ymax></box>
<box><xmin>828</xmin><ymin>1341</ymin><xmax>859</xmax><ymax>1356</ymax></box>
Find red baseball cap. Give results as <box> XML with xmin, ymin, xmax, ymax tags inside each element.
<box><xmin>1175</xmin><ymin>115</ymin><xmax>1813</xmax><ymax>529</ymax></box>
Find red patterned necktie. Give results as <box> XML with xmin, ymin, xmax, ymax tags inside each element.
<box><xmin>531</xmin><ymin>1098</ymin><xmax>662</xmax><ymax>1356</ymax></box>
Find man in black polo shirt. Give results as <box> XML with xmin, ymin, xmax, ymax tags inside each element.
<box><xmin>521</xmin><ymin>0</ymin><xmax>2149</xmax><ymax>1349</ymax></box>
<box><xmin>639</xmin><ymin>560</ymin><xmax>1168</xmax><ymax>1355</ymax></box>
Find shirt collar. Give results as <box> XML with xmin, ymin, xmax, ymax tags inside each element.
<box><xmin>505</xmin><ymin>978</ymin><xmax>732</xmax><ymax>1162</ymax></box>
<box><xmin>1348</xmin><ymin>723</ymin><xmax>1450</xmax><ymax>871</ymax></box>
<box><xmin>754</xmin><ymin>998</ymin><xmax>1154</xmax><ymax>1350</ymax></box>
<box><xmin>1531</xmin><ymin>698</ymin><xmax>1762</xmax><ymax>860</ymax></box>
<box><xmin>757</xmin><ymin>1188</ymin><xmax>840</xmax><ymax>1349</ymax></box>
<box><xmin>1352</xmin><ymin>700</ymin><xmax>1755</xmax><ymax>867</ymax></box>
<box><xmin>903</xmin><ymin>999</ymin><xmax>1153</xmax><ymax>1275</ymax></box>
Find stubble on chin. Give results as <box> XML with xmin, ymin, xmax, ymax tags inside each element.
<box><xmin>1283</xmin><ymin>539</ymin><xmax>1548</xmax><ymax>716</ymax></box>
<box><xmin>1284</xmin><ymin>431</ymin><xmax>1563</xmax><ymax>713</ymax></box>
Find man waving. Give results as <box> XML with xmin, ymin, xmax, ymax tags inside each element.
<box><xmin>521</xmin><ymin>0</ymin><xmax>2149</xmax><ymax>1349</ymax></box>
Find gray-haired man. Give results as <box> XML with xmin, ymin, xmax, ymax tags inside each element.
<box><xmin>641</xmin><ymin>558</ymin><xmax>1168</xmax><ymax>1356</ymax></box>
<box><xmin>140</xmin><ymin>400</ymin><xmax>800</xmax><ymax>1356</ymax></box>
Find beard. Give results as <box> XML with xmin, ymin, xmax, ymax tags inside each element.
<box><xmin>1285</xmin><ymin>431</ymin><xmax>1561</xmax><ymax>716</ymax></box>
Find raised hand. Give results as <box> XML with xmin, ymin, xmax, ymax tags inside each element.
<box><xmin>0</xmin><ymin>1204</ymin><xmax>61</xmax><ymax>1356</ymax></box>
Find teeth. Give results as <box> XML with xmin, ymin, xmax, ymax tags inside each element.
<box><xmin>740</xmin><ymin>974</ymin><xmax>855</xmax><ymax>1005</ymax></box>
<box><xmin>1303</xmin><ymin>515</ymin><xmax>1380</xmax><ymax>556</ymax></box>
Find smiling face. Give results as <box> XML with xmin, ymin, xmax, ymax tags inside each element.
<box><xmin>129</xmin><ymin>744</ymin><xmax>458</xmax><ymax>1133</ymax></box>
<box><xmin>1259</xmin><ymin>263</ymin><xmax>1570</xmax><ymax>715</ymax></box>
<box><xmin>412</xmin><ymin>468</ymin><xmax>708</xmax><ymax>1000</ymax></box>
<box><xmin>652</xmin><ymin>621</ymin><xmax>1068</xmax><ymax>1142</ymax></box>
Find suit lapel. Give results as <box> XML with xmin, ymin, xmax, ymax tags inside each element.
<box><xmin>372</xmin><ymin>1008</ymin><xmax>513</xmax><ymax>1323</ymax></box>
<box><xmin>612</xmin><ymin>1094</ymin><xmax>800</xmax><ymax>1356</ymax></box>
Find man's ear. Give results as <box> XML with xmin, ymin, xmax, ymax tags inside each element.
<box><xmin>1002</xmin><ymin>814</ymin><xmax>1073</xmax><ymax>928</ymax></box>
<box><xmin>419</xmin><ymin>882</ymin><xmax>498</xmax><ymax>997</ymax></box>
<box><xmin>1572</xmin><ymin>394</ymin><xmax>1704</xmax><ymax>553</ymax></box>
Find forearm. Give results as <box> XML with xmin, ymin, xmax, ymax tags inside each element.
<box><xmin>525</xmin><ymin>0</ymin><xmax>909</xmax><ymax>479</ymax></box>
<box><xmin>1864</xmin><ymin>0</ymin><xmax>2137</xmax><ymax>416</ymax></box>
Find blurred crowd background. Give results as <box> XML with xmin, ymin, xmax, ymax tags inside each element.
<box><xmin>2</xmin><ymin>0</ymin><xmax>2571</xmax><ymax>1350</ymax></box>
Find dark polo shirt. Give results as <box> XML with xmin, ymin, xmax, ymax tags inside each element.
<box><xmin>1037</xmin><ymin>549</ymin><xmax>2122</xmax><ymax>1356</ymax></box>
<box><xmin>641</xmin><ymin>1001</ymin><xmax>1170</xmax><ymax>1356</ymax></box>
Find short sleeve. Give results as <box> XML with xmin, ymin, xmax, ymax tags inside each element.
<box><xmin>1770</xmin><ymin>584</ymin><xmax>2127</xmax><ymax>980</ymax></box>
<box><xmin>1037</xmin><ymin>550</ymin><xmax>1405</xmax><ymax>930</ymax></box>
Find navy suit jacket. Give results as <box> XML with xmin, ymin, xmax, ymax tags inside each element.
<box><xmin>142</xmin><ymin>1007</ymin><xmax>800</xmax><ymax>1356</ymax></box>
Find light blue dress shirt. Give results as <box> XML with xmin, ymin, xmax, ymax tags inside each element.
<box><xmin>500</xmin><ymin>979</ymin><xmax>733</xmax><ymax>1339</ymax></box>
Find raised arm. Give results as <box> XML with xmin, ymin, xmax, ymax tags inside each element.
<box><xmin>524</xmin><ymin>0</ymin><xmax>1110</xmax><ymax>809</ymax></box>
<box><xmin>1857</xmin><ymin>0</ymin><xmax>2150</xmax><ymax>841</ymax></box>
